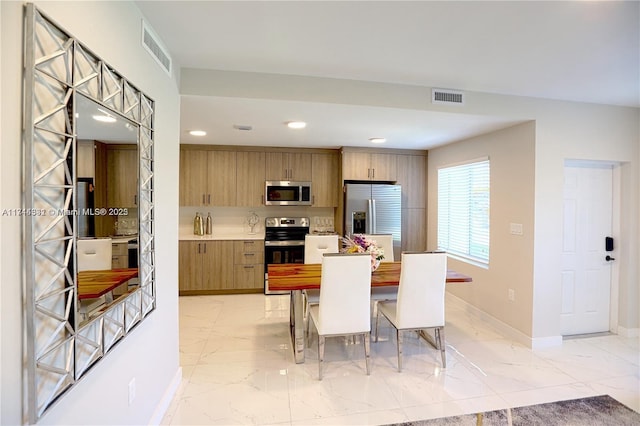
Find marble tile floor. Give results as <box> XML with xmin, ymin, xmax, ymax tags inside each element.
<box><xmin>161</xmin><ymin>294</ymin><xmax>639</xmax><ymax>425</ymax></box>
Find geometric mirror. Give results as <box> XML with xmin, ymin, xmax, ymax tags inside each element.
<box><xmin>22</xmin><ymin>4</ymin><xmax>156</xmax><ymax>422</ymax></box>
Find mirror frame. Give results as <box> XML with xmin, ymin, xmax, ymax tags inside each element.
<box><xmin>22</xmin><ymin>4</ymin><xmax>156</xmax><ymax>422</ymax></box>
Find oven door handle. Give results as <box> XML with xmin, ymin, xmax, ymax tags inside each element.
<box><xmin>264</xmin><ymin>240</ymin><xmax>305</xmax><ymax>247</ymax></box>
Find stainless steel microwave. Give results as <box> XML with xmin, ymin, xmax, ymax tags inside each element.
<box><xmin>265</xmin><ymin>181</ymin><xmax>312</xmax><ymax>206</ymax></box>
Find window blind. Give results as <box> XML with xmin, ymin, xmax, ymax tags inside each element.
<box><xmin>437</xmin><ymin>160</ymin><xmax>490</xmax><ymax>264</ymax></box>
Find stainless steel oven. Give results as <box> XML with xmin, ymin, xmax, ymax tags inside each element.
<box><xmin>264</xmin><ymin>217</ymin><xmax>309</xmax><ymax>294</ymax></box>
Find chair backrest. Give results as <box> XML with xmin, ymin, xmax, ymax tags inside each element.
<box><xmin>317</xmin><ymin>253</ymin><xmax>372</xmax><ymax>335</ymax></box>
<box><xmin>395</xmin><ymin>251</ymin><xmax>447</xmax><ymax>329</ymax></box>
<box><xmin>362</xmin><ymin>234</ymin><xmax>394</xmax><ymax>262</ymax></box>
<box><xmin>304</xmin><ymin>234</ymin><xmax>339</xmax><ymax>264</ymax></box>
<box><xmin>77</xmin><ymin>238</ymin><xmax>113</xmax><ymax>271</ymax></box>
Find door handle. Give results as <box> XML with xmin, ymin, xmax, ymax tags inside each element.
<box><xmin>606</xmin><ymin>255</ymin><xmax>615</xmax><ymax>262</ymax></box>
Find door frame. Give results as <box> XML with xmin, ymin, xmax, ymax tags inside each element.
<box><xmin>563</xmin><ymin>159</ymin><xmax>621</xmax><ymax>334</ymax></box>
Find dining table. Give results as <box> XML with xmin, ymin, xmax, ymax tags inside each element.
<box><xmin>267</xmin><ymin>261</ymin><xmax>472</xmax><ymax>364</ymax></box>
<box><xmin>77</xmin><ymin>268</ymin><xmax>139</xmax><ymax>300</ymax></box>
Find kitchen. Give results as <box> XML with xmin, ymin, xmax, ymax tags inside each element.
<box><xmin>177</xmin><ymin>145</ymin><xmax>427</xmax><ymax>296</ymax></box>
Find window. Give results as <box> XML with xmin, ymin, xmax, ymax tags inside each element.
<box><xmin>437</xmin><ymin>159</ymin><xmax>490</xmax><ymax>265</ymax></box>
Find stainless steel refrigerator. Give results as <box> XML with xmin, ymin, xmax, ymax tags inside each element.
<box><xmin>344</xmin><ymin>183</ymin><xmax>402</xmax><ymax>260</ymax></box>
<box><xmin>77</xmin><ymin>178</ymin><xmax>95</xmax><ymax>238</ymax></box>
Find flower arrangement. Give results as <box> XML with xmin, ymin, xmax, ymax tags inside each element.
<box><xmin>341</xmin><ymin>234</ymin><xmax>385</xmax><ymax>271</ymax></box>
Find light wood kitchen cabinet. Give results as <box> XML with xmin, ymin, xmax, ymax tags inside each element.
<box><xmin>233</xmin><ymin>240</ymin><xmax>264</xmax><ymax>291</ymax></box>
<box><xmin>265</xmin><ymin>152</ymin><xmax>312</xmax><ymax>181</ymax></box>
<box><xmin>178</xmin><ymin>240</ymin><xmax>234</xmax><ymax>294</ymax></box>
<box><xmin>311</xmin><ymin>153</ymin><xmax>339</xmax><ymax>207</ymax></box>
<box><xmin>180</xmin><ymin>150</ymin><xmax>237</xmax><ymax>206</ymax></box>
<box><xmin>111</xmin><ymin>242</ymin><xmax>129</xmax><ymax>269</ymax></box>
<box><xmin>395</xmin><ymin>154</ymin><xmax>427</xmax><ymax>209</ymax></box>
<box><xmin>236</xmin><ymin>151</ymin><xmax>266</xmax><ymax>206</ymax></box>
<box><xmin>401</xmin><ymin>208</ymin><xmax>427</xmax><ymax>252</ymax></box>
<box><xmin>77</xmin><ymin>140</ymin><xmax>95</xmax><ymax>179</ymax></box>
<box><xmin>107</xmin><ymin>146</ymin><xmax>138</xmax><ymax>207</ymax></box>
<box><xmin>395</xmin><ymin>154</ymin><xmax>427</xmax><ymax>251</ymax></box>
<box><xmin>342</xmin><ymin>151</ymin><xmax>397</xmax><ymax>181</ymax></box>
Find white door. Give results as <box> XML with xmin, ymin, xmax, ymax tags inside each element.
<box><xmin>561</xmin><ymin>162</ymin><xmax>614</xmax><ymax>335</ymax></box>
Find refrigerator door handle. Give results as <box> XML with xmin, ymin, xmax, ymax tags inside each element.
<box><xmin>372</xmin><ymin>199</ymin><xmax>377</xmax><ymax>233</ymax></box>
<box><xmin>367</xmin><ymin>199</ymin><xmax>373</xmax><ymax>234</ymax></box>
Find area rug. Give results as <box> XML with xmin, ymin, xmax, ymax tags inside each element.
<box><xmin>389</xmin><ymin>395</ymin><xmax>640</xmax><ymax>425</ymax></box>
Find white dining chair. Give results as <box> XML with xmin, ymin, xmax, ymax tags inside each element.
<box><xmin>374</xmin><ymin>251</ymin><xmax>448</xmax><ymax>371</ymax></box>
<box><xmin>77</xmin><ymin>238</ymin><xmax>113</xmax><ymax>271</ymax></box>
<box><xmin>363</xmin><ymin>234</ymin><xmax>398</xmax><ymax>310</ymax></box>
<box><xmin>303</xmin><ymin>234</ymin><xmax>339</xmax><ymax>317</ymax></box>
<box><xmin>308</xmin><ymin>252</ymin><xmax>372</xmax><ymax>380</ymax></box>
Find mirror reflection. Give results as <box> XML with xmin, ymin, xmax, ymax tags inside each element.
<box><xmin>75</xmin><ymin>94</ymin><xmax>139</xmax><ymax>323</ymax></box>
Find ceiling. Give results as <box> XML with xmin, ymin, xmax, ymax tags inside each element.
<box><xmin>135</xmin><ymin>1</ymin><xmax>639</xmax><ymax>150</ymax></box>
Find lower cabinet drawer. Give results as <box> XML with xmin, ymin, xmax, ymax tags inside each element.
<box><xmin>234</xmin><ymin>264</ymin><xmax>264</xmax><ymax>290</ymax></box>
<box><xmin>112</xmin><ymin>255</ymin><xmax>128</xmax><ymax>269</ymax></box>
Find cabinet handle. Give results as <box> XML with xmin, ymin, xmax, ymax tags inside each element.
<box><xmin>198</xmin><ymin>243</ymin><xmax>201</xmax><ymax>254</ymax></box>
<box><xmin>202</xmin><ymin>194</ymin><xmax>206</xmax><ymax>204</ymax></box>
<box><xmin>244</xmin><ymin>253</ymin><xmax>255</xmax><ymax>257</ymax></box>
<box><xmin>261</xmin><ymin>195</ymin><xmax>264</xmax><ymax>205</ymax></box>
<box><xmin>244</xmin><ymin>265</ymin><xmax>254</xmax><ymax>269</ymax></box>
<box><xmin>203</xmin><ymin>243</ymin><xmax>207</xmax><ymax>254</ymax></box>
<box><xmin>372</xmin><ymin>168</ymin><xmax>375</xmax><ymax>179</ymax></box>
<box><xmin>312</xmin><ymin>195</ymin><xmax>315</xmax><ymax>205</ymax></box>
<box><xmin>207</xmin><ymin>194</ymin><xmax>211</xmax><ymax>204</ymax></box>
<box><xmin>134</xmin><ymin>194</ymin><xmax>137</xmax><ymax>205</ymax></box>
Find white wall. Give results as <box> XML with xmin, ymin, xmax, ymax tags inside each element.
<box><xmin>1</xmin><ymin>1</ymin><xmax>181</xmax><ymax>424</ymax></box>
<box><xmin>427</xmin><ymin>122</ymin><xmax>536</xmax><ymax>338</ymax></box>
<box><xmin>431</xmin><ymin>96</ymin><xmax>639</xmax><ymax>346</ymax></box>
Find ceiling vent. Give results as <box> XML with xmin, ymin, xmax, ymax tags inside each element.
<box><xmin>141</xmin><ymin>20</ymin><xmax>172</xmax><ymax>77</ymax></box>
<box><xmin>432</xmin><ymin>88</ymin><xmax>465</xmax><ymax>106</ymax></box>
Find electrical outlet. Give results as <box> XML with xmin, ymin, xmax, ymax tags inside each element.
<box><xmin>508</xmin><ymin>289</ymin><xmax>515</xmax><ymax>301</ymax></box>
<box><xmin>128</xmin><ymin>378</ymin><xmax>136</xmax><ymax>406</ymax></box>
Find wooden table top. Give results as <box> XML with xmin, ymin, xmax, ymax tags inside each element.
<box><xmin>77</xmin><ymin>268</ymin><xmax>138</xmax><ymax>299</ymax></box>
<box><xmin>267</xmin><ymin>261</ymin><xmax>472</xmax><ymax>291</ymax></box>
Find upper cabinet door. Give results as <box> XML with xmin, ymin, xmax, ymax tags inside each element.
<box><xmin>287</xmin><ymin>152</ymin><xmax>312</xmax><ymax>181</ymax></box>
<box><xmin>311</xmin><ymin>153</ymin><xmax>339</xmax><ymax>207</ymax></box>
<box><xmin>236</xmin><ymin>151</ymin><xmax>266</xmax><ymax>207</ymax></box>
<box><xmin>107</xmin><ymin>146</ymin><xmax>138</xmax><ymax>207</ymax></box>
<box><xmin>265</xmin><ymin>152</ymin><xmax>288</xmax><ymax>181</ymax></box>
<box><xmin>342</xmin><ymin>151</ymin><xmax>397</xmax><ymax>181</ymax></box>
<box><xmin>341</xmin><ymin>151</ymin><xmax>371</xmax><ymax>181</ymax></box>
<box><xmin>265</xmin><ymin>152</ymin><xmax>312</xmax><ymax>181</ymax></box>
<box><xmin>208</xmin><ymin>151</ymin><xmax>237</xmax><ymax>206</ymax></box>
<box><xmin>179</xmin><ymin>150</ymin><xmax>209</xmax><ymax>206</ymax></box>
<box><xmin>369</xmin><ymin>153</ymin><xmax>397</xmax><ymax>181</ymax></box>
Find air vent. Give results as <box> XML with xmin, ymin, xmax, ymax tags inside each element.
<box><xmin>141</xmin><ymin>20</ymin><xmax>172</xmax><ymax>77</ymax></box>
<box><xmin>432</xmin><ymin>88</ymin><xmax>465</xmax><ymax>105</ymax></box>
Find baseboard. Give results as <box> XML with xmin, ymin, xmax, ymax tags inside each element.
<box><xmin>446</xmin><ymin>293</ymin><xmax>562</xmax><ymax>349</ymax></box>
<box><xmin>617</xmin><ymin>325</ymin><xmax>640</xmax><ymax>338</ymax></box>
<box><xmin>148</xmin><ymin>366</ymin><xmax>182</xmax><ymax>425</ymax></box>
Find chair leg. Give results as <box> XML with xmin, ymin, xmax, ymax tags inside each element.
<box><xmin>364</xmin><ymin>332</ymin><xmax>371</xmax><ymax>375</ymax></box>
<box><xmin>436</xmin><ymin>327</ymin><xmax>446</xmax><ymax>368</ymax></box>
<box><xmin>397</xmin><ymin>329</ymin><xmax>403</xmax><ymax>372</ymax></box>
<box><xmin>374</xmin><ymin>309</ymin><xmax>380</xmax><ymax>342</ymax></box>
<box><xmin>318</xmin><ymin>335</ymin><xmax>325</xmax><ymax>380</ymax></box>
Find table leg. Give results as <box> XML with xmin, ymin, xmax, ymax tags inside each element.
<box><xmin>290</xmin><ymin>290</ymin><xmax>306</xmax><ymax>363</ymax></box>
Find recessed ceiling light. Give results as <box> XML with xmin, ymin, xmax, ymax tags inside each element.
<box><xmin>369</xmin><ymin>137</ymin><xmax>386</xmax><ymax>144</ymax></box>
<box><xmin>287</xmin><ymin>121</ymin><xmax>306</xmax><ymax>129</ymax></box>
<box><xmin>189</xmin><ymin>130</ymin><xmax>206</xmax><ymax>136</ymax></box>
<box><xmin>92</xmin><ymin>114</ymin><xmax>116</xmax><ymax>123</ymax></box>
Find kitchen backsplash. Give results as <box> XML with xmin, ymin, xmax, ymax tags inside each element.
<box><xmin>179</xmin><ymin>206</ymin><xmax>335</xmax><ymax>237</ymax></box>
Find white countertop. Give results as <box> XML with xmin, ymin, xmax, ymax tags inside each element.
<box><xmin>179</xmin><ymin>232</ymin><xmax>265</xmax><ymax>241</ymax></box>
